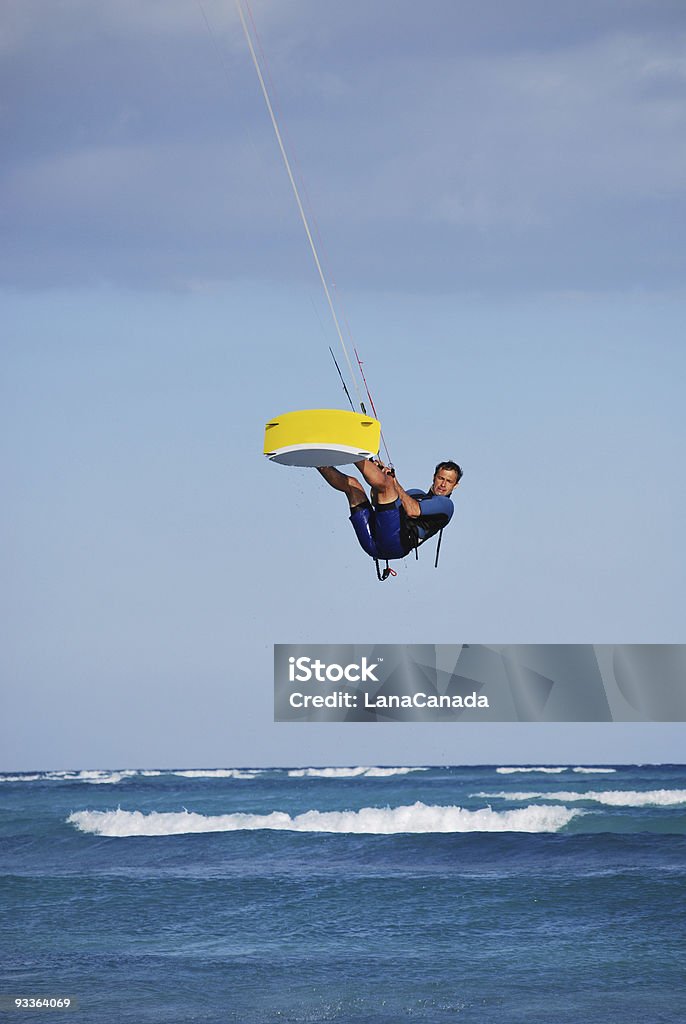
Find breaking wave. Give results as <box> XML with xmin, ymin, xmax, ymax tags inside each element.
<box><xmin>171</xmin><ymin>769</ymin><xmax>257</xmax><ymax>780</ymax></box>
<box><xmin>67</xmin><ymin>801</ymin><xmax>580</xmax><ymax>837</ymax></box>
<box><xmin>0</xmin><ymin>774</ymin><xmax>44</xmax><ymax>783</ymax></box>
<box><xmin>0</xmin><ymin>770</ymin><xmax>138</xmax><ymax>785</ymax></box>
<box><xmin>0</xmin><ymin>765</ymin><xmax>621</xmax><ymax>786</ymax></box>
<box><xmin>0</xmin><ymin>768</ymin><xmax>257</xmax><ymax>784</ymax></box>
<box><xmin>477</xmin><ymin>789</ymin><xmax>686</xmax><ymax>807</ymax></box>
<box><xmin>496</xmin><ymin>767</ymin><xmax>617</xmax><ymax>775</ymax></box>
<box><xmin>71</xmin><ymin>770</ymin><xmax>152</xmax><ymax>785</ymax></box>
<box><xmin>287</xmin><ymin>767</ymin><xmax>423</xmax><ymax>779</ymax></box>
<box><xmin>1</xmin><ymin>767</ymin><xmax>425</xmax><ymax>785</ymax></box>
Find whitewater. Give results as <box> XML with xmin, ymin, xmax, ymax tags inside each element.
<box><xmin>68</xmin><ymin>801</ymin><xmax>580</xmax><ymax>837</ymax></box>
<box><xmin>2</xmin><ymin>764</ymin><xmax>685</xmax><ymax>1023</ymax></box>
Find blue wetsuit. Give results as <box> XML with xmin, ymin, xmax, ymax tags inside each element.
<box><xmin>350</xmin><ymin>489</ymin><xmax>454</xmax><ymax>561</ymax></box>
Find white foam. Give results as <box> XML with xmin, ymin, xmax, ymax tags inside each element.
<box><xmin>0</xmin><ymin>770</ymin><xmax>132</xmax><ymax>784</ymax></box>
<box><xmin>287</xmin><ymin>766</ymin><xmax>424</xmax><ymax>779</ymax></box>
<box><xmin>84</xmin><ymin>773</ymin><xmax>126</xmax><ymax>785</ymax></box>
<box><xmin>288</xmin><ymin>767</ymin><xmax>370</xmax><ymax>778</ymax></box>
<box><xmin>46</xmin><ymin>770</ymin><xmax>137</xmax><ymax>784</ymax></box>
<box><xmin>171</xmin><ymin>769</ymin><xmax>257</xmax><ymax>779</ymax></box>
<box><xmin>496</xmin><ymin>766</ymin><xmax>616</xmax><ymax>776</ymax></box>
<box><xmin>75</xmin><ymin>770</ymin><xmax>117</xmax><ymax>780</ymax></box>
<box><xmin>0</xmin><ymin>774</ymin><xmax>44</xmax><ymax>783</ymax></box>
<box><xmin>0</xmin><ymin>767</ymin><xmax>261</xmax><ymax>783</ymax></box>
<box><xmin>477</xmin><ymin>789</ymin><xmax>686</xmax><ymax>807</ymax></box>
<box><xmin>67</xmin><ymin>801</ymin><xmax>580</xmax><ymax>837</ymax></box>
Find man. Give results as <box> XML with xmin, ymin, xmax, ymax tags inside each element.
<box><xmin>317</xmin><ymin>459</ymin><xmax>462</xmax><ymax>562</ymax></box>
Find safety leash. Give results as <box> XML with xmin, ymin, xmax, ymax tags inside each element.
<box><xmin>374</xmin><ymin>559</ymin><xmax>397</xmax><ymax>582</ymax></box>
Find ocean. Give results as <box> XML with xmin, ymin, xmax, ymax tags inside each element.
<box><xmin>1</xmin><ymin>763</ymin><xmax>685</xmax><ymax>1023</ymax></box>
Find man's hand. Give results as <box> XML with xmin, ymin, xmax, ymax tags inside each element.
<box><xmin>373</xmin><ymin>459</ymin><xmax>395</xmax><ymax>477</ymax></box>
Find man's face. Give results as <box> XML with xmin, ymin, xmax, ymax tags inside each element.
<box><xmin>432</xmin><ymin>468</ymin><xmax>460</xmax><ymax>496</ymax></box>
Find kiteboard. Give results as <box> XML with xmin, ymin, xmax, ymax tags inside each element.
<box><xmin>264</xmin><ymin>409</ymin><xmax>381</xmax><ymax>467</ymax></box>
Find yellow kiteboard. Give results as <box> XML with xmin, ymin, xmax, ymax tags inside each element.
<box><xmin>264</xmin><ymin>409</ymin><xmax>381</xmax><ymax>467</ymax></box>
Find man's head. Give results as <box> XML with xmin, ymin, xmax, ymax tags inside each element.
<box><xmin>431</xmin><ymin>460</ymin><xmax>462</xmax><ymax>496</ymax></box>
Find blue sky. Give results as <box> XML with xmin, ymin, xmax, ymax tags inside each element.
<box><xmin>2</xmin><ymin>1</ymin><xmax>685</xmax><ymax>769</ymax></box>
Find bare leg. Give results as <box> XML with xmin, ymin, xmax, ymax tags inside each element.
<box><xmin>354</xmin><ymin>459</ymin><xmax>398</xmax><ymax>504</ymax></box>
<box><xmin>317</xmin><ymin>466</ymin><xmax>368</xmax><ymax>510</ymax></box>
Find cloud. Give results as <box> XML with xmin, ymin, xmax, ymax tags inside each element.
<box><xmin>2</xmin><ymin>2</ymin><xmax>685</xmax><ymax>291</ymax></box>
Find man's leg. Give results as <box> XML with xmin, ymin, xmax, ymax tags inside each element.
<box><xmin>318</xmin><ymin>465</ymin><xmax>396</xmax><ymax>559</ymax></box>
<box><xmin>354</xmin><ymin>459</ymin><xmax>399</xmax><ymax>504</ymax></box>
<box><xmin>354</xmin><ymin>460</ymin><xmax>406</xmax><ymax>558</ymax></box>
<box><xmin>317</xmin><ymin>466</ymin><xmax>368</xmax><ymax>509</ymax></box>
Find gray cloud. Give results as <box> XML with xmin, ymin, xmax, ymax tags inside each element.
<box><xmin>2</xmin><ymin>1</ymin><xmax>685</xmax><ymax>291</ymax></box>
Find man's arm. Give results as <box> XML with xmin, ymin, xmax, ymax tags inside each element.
<box><xmin>355</xmin><ymin>458</ymin><xmax>423</xmax><ymax>515</ymax></box>
<box><xmin>393</xmin><ymin>478</ymin><xmax>422</xmax><ymax>517</ymax></box>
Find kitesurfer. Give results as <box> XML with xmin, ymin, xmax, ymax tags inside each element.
<box><xmin>317</xmin><ymin>459</ymin><xmax>462</xmax><ymax>561</ymax></box>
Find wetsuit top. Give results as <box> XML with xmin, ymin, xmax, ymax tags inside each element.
<box><xmin>401</xmin><ymin>489</ymin><xmax>454</xmax><ymax>549</ymax></box>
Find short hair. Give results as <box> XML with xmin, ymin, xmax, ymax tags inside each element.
<box><xmin>434</xmin><ymin>460</ymin><xmax>463</xmax><ymax>482</ymax></box>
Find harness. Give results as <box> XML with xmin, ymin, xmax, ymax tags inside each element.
<box><xmin>373</xmin><ymin>522</ymin><xmax>445</xmax><ymax>582</ymax></box>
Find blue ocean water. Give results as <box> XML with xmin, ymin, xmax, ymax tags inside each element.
<box><xmin>1</xmin><ymin>763</ymin><xmax>685</xmax><ymax>1023</ymax></box>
